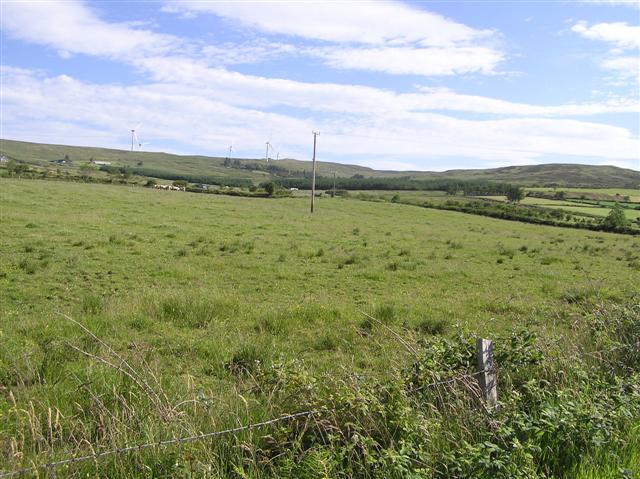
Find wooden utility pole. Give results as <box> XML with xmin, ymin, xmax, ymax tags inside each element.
<box><xmin>476</xmin><ymin>338</ymin><xmax>498</xmax><ymax>410</ymax></box>
<box><xmin>310</xmin><ymin>131</ymin><xmax>319</xmax><ymax>213</ymax></box>
<box><xmin>332</xmin><ymin>171</ymin><xmax>337</xmax><ymax>198</ymax></box>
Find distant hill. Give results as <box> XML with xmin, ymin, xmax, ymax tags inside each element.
<box><xmin>1</xmin><ymin>139</ymin><xmax>638</xmax><ymax>188</ymax></box>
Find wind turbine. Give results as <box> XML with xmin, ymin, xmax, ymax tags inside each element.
<box><xmin>265</xmin><ymin>140</ymin><xmax>273</xmax><ymax>162</ymax></box>
<box><xmin>130</xmin><ymin>123</ymin><xmax>142</xmax><ymax>152</ymax></box>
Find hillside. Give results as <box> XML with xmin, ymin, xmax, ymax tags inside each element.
<box><xmin>2</xmin><ymin>138</ymin><xmax>639</xmax><ymax>188</ymax></box>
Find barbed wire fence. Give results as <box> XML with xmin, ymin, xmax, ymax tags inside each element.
<box><xmin>0</xmin><ymin>365</ymin><xmax>493</xmax><ymax>478</ymax></box>
<box><xmin>0</xmin><ymin>411</ymin><xmax>317</xmax><ymax>478</ymax></box>
<box><xmin>2</xmin><ymin>312</ymin><xmax>636</xmax><ymax>478</ymax></box>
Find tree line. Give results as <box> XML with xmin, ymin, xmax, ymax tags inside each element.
<box><xmin>274</xmin><ymin>176</ymin><xmax>520</xmax><ymax>195</ymax></box>
<box><xmin>125</xmin><ymin>167</ymin><xmax>254</xmax><ymax>188</ymax></box>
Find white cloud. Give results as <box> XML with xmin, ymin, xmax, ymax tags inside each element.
<box><xmin>2</xmin><ymin>67</ymin><xmax>638</xmax><ymax>170</ymax></box>
<box><xmin>571</xmin><ymin>21</ymin><xmax>640</xmax><ymax>85</ymax></box>
<box><xmin>314</xmin><ymin>46</ymin><xmax>503</xmax><ymax>76</ymax></box>
<box><xmin>163</xmin><ymin>1</ymin><xmax>504</xmax><ymax>77</ymax></box>
<box><xmin>0</xmin><ymin>1</ymin><xmax>179</xmax><ymax>59</ymax></box>
<box><xmin>601</xmin><ymin>56</ymin><xmax>640</xmax><ymax>80</ymax></box>
<box><xmin>134</xmin><ymin>57</ymin><xmax>639</xmax><ymax>117</ymax></box>
<box><xmin>201</xmin><ymin>41</ymin><xmax>298</xmax><ymax>65</ymax></box>
<box><xmin>164</xmin><ymin>1</ymin><xmax>491</xmax><ymax>46</ymax></box>
<box><xmin>572</xmin><ymin>21</ymin><xmax>640</xmax><ymax>49</ymax></box>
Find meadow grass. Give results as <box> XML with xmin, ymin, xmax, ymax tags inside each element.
<box><xmin>1</xmin><ymin>178</ymin><xmax>639</xmax><ymax>477</ymax></box>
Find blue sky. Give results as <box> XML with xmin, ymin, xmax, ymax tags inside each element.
<box><xmin>1</xmin><ymin>0</ymin><xmax>638</xmax><ymax>171</ymax></box>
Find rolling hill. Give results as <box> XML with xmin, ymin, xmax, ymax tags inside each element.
<box><xmin>1</xmin><ymin>138</ymin><xmax>639</xmax><ymax>188</ymax></box>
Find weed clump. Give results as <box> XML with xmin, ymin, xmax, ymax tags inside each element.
<box><xmin>374</xmin><ymin>304</ymin><xmax>397</xmax><ymax>324</ymax></box>
<box><xmin>18</xmin><ymin>259</ymin><xmax>37</xmax><ymax>274</ymax></box>
<box><xmin>219</xmin><ymin>239</ymin><xmax>254</xmax><ymax>254</ymax></box>
<box><xmin>415</xmin><ymin>317</ymin><xmax>447</xmax><ymax>335</ymax></box>
<box><xmin>338</xmin><ymin>253</ymin><xmax>359</xmax><ymax>268</ymax></box>
<box><xmin>447</xmin><ymin>240</ymin><xmax>463</xmax><ymax>249</ymax></box>
<box><xmin>156</xmin><ymin>296</ymin><xmax>237</xmax><ymax>329</ymax></box>
<box><xmin>313</xmin><ymin>334</ymin><xmax>338</xmax><ymax>351</ymax></box>
<box><xmin>81</xmin><ymin>294</ymin><xmax>103</xmax><ymax>314</ymax></box>
<box><xmin>226</xmin><ymin>345</ymin><xmax>265</xmax><ymax>375</ymax></box>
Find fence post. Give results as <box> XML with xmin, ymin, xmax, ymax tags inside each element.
<box><xmin>476</xmin><ymin>338</ymin><xmax>498</xmax><ymax>410</ymax></box>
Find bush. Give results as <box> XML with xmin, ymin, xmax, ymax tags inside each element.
<box><xmin>506</xmin><ymin>186</ymin><xmax>525</xmax><ymax>203</ymax></box>
<box><xmin>264</xmin><ymin>181</ymin><xmax>276</xmax><ymax>197</ymax></box>
<box><xmin>601</xmin><ymin>204</ymin><xmax>628</xmax><ymax>231</ymax></box>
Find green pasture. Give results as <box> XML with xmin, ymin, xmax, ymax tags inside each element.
<box><xmin>4</xmin><ymin>179</ymin><xmax>637</xmax><ymax>341</ymax></box>
<box><xmin>1</xmin><ymin>177</ymin><xmax>637</xmax><ymax>384</ymax></box>
<box><xmin>527</xmin><ymin>187</ymin><xmax>640</xmax><ymax>202</ymax></box>
<box><xmin>475</xmin><ymin>194</ymin><xmax>640</xmax><ymax>221</ymax></box>
<box><xmin>2</xmin><ymin>178</ymin><xmax>639</xmax><ymax>476</ymax></box>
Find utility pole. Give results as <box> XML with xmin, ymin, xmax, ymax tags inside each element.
<box><xmin>310</xmin><ymin>131</ymin><xmax>319</xmax><ymax>213</ymax></box>
<box><xmin>332</xmin><ymin>171</ymin><xmax>337</xmax><ymax>198</ymax></box>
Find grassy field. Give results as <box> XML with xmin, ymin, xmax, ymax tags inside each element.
<box><xmin>473</xmin><ymin>194</ymin><xmax>640</xmax><ymax>221</ymax></box>
<box><xmin>528</xmin><ymin>187</ymin><xmax>640</xmax><ymax>202</ymax></box>
<box><xmin>2</xmin><ymin>178</ymin><xmax>639</xmax><ymax>477</ymax></box>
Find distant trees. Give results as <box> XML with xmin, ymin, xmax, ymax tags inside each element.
<box><xmin>553</xmin><ymin>191</ymin><xmax>566</xmax><ymax>200</ymax></box>
<box><xmin>130</xmin><ymin>167</ymin><xmax>253</xmax><ymax>188</ymax></box>
<box><xmin>601</xmin><ymin>204</ymin><xmax>628</xmax><ymax>231</ymax></box>
<box><xmin>446</xmin><ymin>183</ymin><xmax>459</xmax><ymax>195</ymax></box>
<box><xmin>274</xmin><ymin>176</ymin><xmax>519</xmax><ymax>195</ymax></box>
<box><xmin>506</xmin><ymin>186</ymin><xmax>525</xmax><ymax>203</ymax></box>
<box><xmin>264</xmin><ymin>181</ymin><xmax>276</xmax><ymax>197</ymax></box>
<box><xmin>79</xmin><ymin>163</ymin><xmax>96</xmax><ymax>180</ymax></box>
<box><xmin>6</xmin><ymin>160</ymin><xmax>28</xmax><ymax>177</ymax></box>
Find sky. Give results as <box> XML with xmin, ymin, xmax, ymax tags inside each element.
<box><xmin>1</xmin><ymin>0</ymin><xmax>639</xmax><ymax>171</ymax></box>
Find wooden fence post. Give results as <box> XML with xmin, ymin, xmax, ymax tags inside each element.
<box><xmin>476</xmin><ymin>338</ymin><xmax>498</xmax><ymax>410</ymax></box>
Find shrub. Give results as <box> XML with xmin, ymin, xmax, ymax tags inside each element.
<box><xmin>506</xmin><ymin>186</ymin><xmax>525</xmax><ymax>203</ymax></box>
<box><xmin>225</xmin><ymin>345</ymin><xmax>265</xmax><ymax>375</ymax></box>
<box><xmin>264</xmin><ymin>181</ymin><xmax>276</xmax><ymax>197</ymax></box>
<box><xmin>601</xmin><ymin>204</ymin><xmax>628</xmax><ymax>231</ymax></box>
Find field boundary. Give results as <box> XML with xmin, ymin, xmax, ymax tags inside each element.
<box><xmin>0</xmin><ymin>411</ymin><xmax>317</xmax><ymax>478</ymax></box>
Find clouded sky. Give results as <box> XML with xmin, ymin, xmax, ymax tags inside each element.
<box><xmin>1</xmin><ymin>0</ymin><xmax>638</xmax><ymax>171</ymax></box>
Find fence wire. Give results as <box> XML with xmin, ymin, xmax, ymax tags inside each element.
<box><xmin>0</xmin><ymin>411</ymin><xmax>316</xmax><ymax>478</ymax></box>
